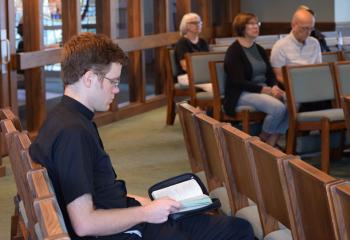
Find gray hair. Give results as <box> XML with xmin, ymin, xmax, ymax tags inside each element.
<box><xmin>179</xmin><ymin>13</ymin><xmax>201</xmax><ymax>36</ymax></box>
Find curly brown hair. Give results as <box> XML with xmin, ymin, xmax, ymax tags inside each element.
<box><xmin>61</xmin><ymin>32</ymin><xmax>128</xmax><ymax>86</ymax></box>
<box><xmin>233</xmin><ymin>12</ymin><xmax>258</xmax><ymax>37</ymax></box>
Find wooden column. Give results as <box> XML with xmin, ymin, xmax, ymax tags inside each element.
<box><xmin>128</xmin><ymin>0</ymin><xmax>143</xmax><ymax>103</ymax></box>
<box><xmin>175</xmin><ymin>0</ymin><xmax>191</xmax><ymax>30</ymax></box>
<box><xmin>61</xmin><ymin>0</ymin><xmax>80</xmax><ymax>43</ymax></box>
<box><xmin>193</xmin><ymin>0</ymin><xmax>213</xmax><ymax>41</ymax></box>
<box><xmin>96</xmin><ymin>0</ymin><xmax>112</xmax><ymax>36</ymax></box>
<box><xmin>228</xmin><ymin>0</ymin><xmax>240</xmax><ymax>22</ymax></box>
<box><xmin>23</xmin><ymin>0</ymin><xmax>45</xmax><ymax>132</ymax></box>
<box><xmin>154</xmin><ymin>0</ymin><xmax>167</xmax><ymax>95</ymax></box>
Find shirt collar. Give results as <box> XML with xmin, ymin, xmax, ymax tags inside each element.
<box><xmin>289</xmin><ymin>31</ymin><xmax>306</xmax><ymax>47</ymax></box>
<box><xmin>61</xmin><ymin>95</ymin><xmax>94</xmax><ymax>121</ymax></box>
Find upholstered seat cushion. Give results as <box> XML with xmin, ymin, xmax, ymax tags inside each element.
<box><xmin>236</xmin><ymin>105</ymin><xmax>258</xmax><ymax>112</ymax></box>
<box><xmin>209</xmin><ymin>186</ymin><xmax>232</xmax><ymax>216</ymax></box>
<box><xmin>264</xmin><ymin>228</ymin><xmax>292</xmax><ymax>240</ymax></box>
<box><xmin>174</xmin><ymin>83</ymin><xmax>190</xmax><ymax>90</ymax></box>
<box><xmin>235</xmin><ymin>205</ymin><xmax>264</xmax><ymax>240</ymax></box>
<box><xmin>297</xmin><ymin>108</ymin><xmax>344</xmax><ymax>122</ymax></box>
<box><xmin>196</xmin><ymin>91</ymin><xmax>213</xmax><ymax>100</ymax></box>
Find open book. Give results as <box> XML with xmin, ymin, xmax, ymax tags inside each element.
<box><xmin>151</xmin><ymin>179</ymin><xmax>212</xmax><ymax>213</ymax></box>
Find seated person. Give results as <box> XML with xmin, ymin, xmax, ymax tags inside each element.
<box><xmin>270</xmin><ymin>7</ymin><xmax>331</xmax><ymax>112</ymax></box>
<box><xmin>224</xmin><ymin>13</ymin><xmax>288</xmax><ymax>147</ymax></box>
<box><xmin>29</xmin><ymin>32</ymin><xmax>254</xmax><ymax>240</ymax></box>
<box><xmin>174</xmin><ymin>13</ymin><xmax>209</xmax><ymax>85</ymax></box>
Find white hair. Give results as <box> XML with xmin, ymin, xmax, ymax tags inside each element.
<box><xmin>179</xmin><ymin>13</ymin><xmax>201</xmax><ymax>36</ymax></box>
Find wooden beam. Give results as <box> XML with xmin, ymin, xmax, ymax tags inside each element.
<box><xmin>128</xmin><ymin>0</ymin><xmax>143</xmax><ymax>103</ymax></box>
<box><xmin>61</xmin><ymin>0</ymin><xmax>80</xmax><ymax>43</ymax></box>
<box><xmin>17</xmin><ymin>32</ymin><xmax>180</xmax><ymax>70</ymax></box>
<box><xmin>23</xmin><ymin>0</ymin><xmax>46</xmax><ymax>132</ymax></box>
<box><xmin>96</xmin><ymin>0</ymin><xmax>111</xmax><ymax>36</ymax></box>
<box><xmin>193</xmin><ymin>0</ymin><xmax>213</xmax><ymax>41</ymax></box>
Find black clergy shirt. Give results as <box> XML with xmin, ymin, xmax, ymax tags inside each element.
<box><xmin>29</xmin><ymin>95</ymin><xmax>142</xmax><ymax>239</ymax></box>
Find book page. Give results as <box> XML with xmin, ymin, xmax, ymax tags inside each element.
<box><xmin>151</xmin><ymin>179</ymin><xmax>204</xmax><ymax>201</ymax></box>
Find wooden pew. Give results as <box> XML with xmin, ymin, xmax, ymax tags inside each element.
<box><xmin>177</xmin><ymin>102</ymin><xmax>207</xmax><ymax>187</ymax></box>
<box><xmin>247</xmin><ymin>137</ymin><xmax>294</xmax><ymax>239</ymax></box>
<box><xmin>0</xmin><ymin>108</ymin><xmax>22</xmax><ymax>177</ymax></box>
<box><xmin>278</xmin><ymin>157</ymin><xmax>343</xmax><ymax>239</ymax></box>
<box><xmin>327</xmin><ymin>181</ymin><xmax>350</xmax><ymax>240</ymax></box>
<box><xmin>1</xmin><ymin>119</ymin><xmax>69</xmax><ymax>239</ymax></box>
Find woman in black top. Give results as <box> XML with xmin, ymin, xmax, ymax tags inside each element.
<box><xmin>224</xmin><ymin>13</ymin><xmax>288</xmax><ymax>147</ymax></box>
<box><xmin>174</xmin><ymin>13</ymin><xmax>209</xmax><ymax>79</ymax></box>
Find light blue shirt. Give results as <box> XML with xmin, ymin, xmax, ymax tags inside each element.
<box><xmin>270</xmin><ymin>32</ymin><xmax>322</xmax><ymax>68</ymax></box>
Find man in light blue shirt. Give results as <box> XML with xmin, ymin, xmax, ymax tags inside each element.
<box><xmin>270</xmin><ymin>8</ymin><xmax>322</xmax><ymax>84</ymax></box>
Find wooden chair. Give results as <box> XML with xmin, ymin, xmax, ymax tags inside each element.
<box><xmin>209</xmin><ymin>61</ymin><xmax>265</xmax><ymax>134</ymax></box>
<box><xmin>334</xmin><ymin>61</ymin><xmax>350</xmax><ymax>97</ymax></box>
<box><xmin>247</xmin><ymin>137</ymin><xmax>294</xmax><ymax>239</ymax></box>
<box><xmin>165</xmin><ymin>48</ymin><xmax>191</xmax><ymax>125</ymax></box>
<box><xmin>327</xmin><ymin>181</ymin><xmax>350</xmax><ymax>240</ymax></box>
<box><xmin>185</xmin><ymin>52</ymin><xmax>225</xmax><ymax>109</ymax></box>
<box><xmin>278</xmin><ymin>157</ymin><xmax>343</xmax><ymax>240</ymax></box>
<box><xmin>283</xmin><ymin>63</ymin><xmax>346</xmax><ymax>173</ymax></box>
<box><xmin>177</xmin><ymin>102</ymin><xmax>207</xmax><ymax>187</ymax></box>
<box><xmin>322</xmin><ymin>51</ymin><xmax>344</xmax><ymax>63</ymax></box>
<box><xmin>342</xmin><ymin>96</ymin><xmax>350</xmax><ymax>136</ymax></box>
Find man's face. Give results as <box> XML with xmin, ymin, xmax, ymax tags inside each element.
<box><xmin>292</xmin><ymin>15</ymin><xmax>315</xmax><ymax>43</ymax></box>
<box><xmin>90</xmin><ymin>62</ymin><xmax>121</xmax><ymax>112</ymax></box>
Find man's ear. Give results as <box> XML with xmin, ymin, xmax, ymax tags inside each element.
<box><xmin>82</xmin><ymin>70</ymin><xmax>95</xmax><ymax>88</ymax></box>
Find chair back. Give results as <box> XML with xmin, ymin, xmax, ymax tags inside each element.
<box><xmin>177</xmin><ymin>102</ymin><xmax>205</xmax><ymax>173</ymax></box>
<box><xmin>186</xmin><ymin>52</ymin><xmax>225</xmax><ymax>85</ymax></box>
<box><xmin>215</xmin><ymin>37</ymin><xmax>235</xmax><ymax>45</ymax></box>
<box><xmin>0</xmin><ymin>108</ymin><xmax>22</xmax><ymax>157</ymax></box>
<box><xmin>209</xmin><ymin>44</ymin><xmax>229</xmax><ymax>52</ymax></box>
<box><xmin>322</xmin><ymin>51</ymin><xmax>343</xmax><ymax>63</ymax></box>
<box><xmin>209</xmin><ymin>61</ymin><xmax>225</xmax><ymax>119</ymax></box>
<box><xmin>217</xmin><ymin>124</ymin><xmax>258</xmax><ymax>209</ymax></box>
<box><xmin>327</xmin><ymin>181</ymin><xmax>350</xmax><ymax>240</ymax></box>
<box><xmin>248</xmin><ymin>137</ymin><xmax>293</xmax><ymax>235</ymax></box>
<box><xmin>342</xmin><ymin>96</ymin><xmax>350</xmax><ymax>140</ymax></box>
<box><xmin>334</xmin><ymin>61</ymin><xmax>350</xmax><ymax>96</ymax></box>
<box><xmin>342</xmin><ymin>51</ymin><xmax>350</xmax><ymax>61</ymax></box>
<box><xmin>279</xmin><ymin>157</ymin><xmax>341</xmax><ymax>240</ymax></box>
<box><xmin>284</xmin><ymin>63</ymin><xmax>339</xmax><ymax>117</ymax></box>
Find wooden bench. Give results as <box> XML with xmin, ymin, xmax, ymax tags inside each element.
<box><xmin>1</xmin><ymin>118</ymin><xmax>69</xmax><ymax>239</ymax></box>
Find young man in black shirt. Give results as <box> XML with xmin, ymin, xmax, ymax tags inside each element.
<box><xmin>30</xmin><ymin>32</ymin><xmax>254</xmax><ymax>240</ymax></box>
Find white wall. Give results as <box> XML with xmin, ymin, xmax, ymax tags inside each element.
<box><xmin>241</xmin><ymin>0</ymin><xmax>334</xmax><ymax>22</ymax></box>
<box><xmin>335</xmin><ymin>0</ymin><xmax>350</xmax><ymax>22</ymax></box>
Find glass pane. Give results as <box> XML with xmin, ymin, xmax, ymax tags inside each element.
<box><xmin>143</xmin><ymin>0</ymin><xmax>154</xmax><ymax>36</ymax></box>
<box><xmin>167</xmin><ymin>0</ymin><xmax>176</xmax><ymax>32</ymax></box>
<box><xmin>81</xmin><ymin>0</ymin><xmax>96</xmax><ymax>33</ymax></box>
<box><xmin>112</xmin><ymin>0</ymin><xmax>128</xmax><ymax>38</ymax></box>
<box><xmin>143</xmin><ymin>49</ymin><xmax>156</xmax><ymax>98</ymax></box>
<box><xmin>115</xmin><ymin>66</ymin><xmax>129</xmax><ymax>106</ymax></box>
<box><xmin>42</xmin><ymin>0</ymin><xmax>63</xmax><ymax>47</ymax></box>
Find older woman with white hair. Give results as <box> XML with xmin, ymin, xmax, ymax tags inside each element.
<box><xmin>174</xmin><ymin>13</ymin><xmax>209</xmax><ymax>84</ymax></box>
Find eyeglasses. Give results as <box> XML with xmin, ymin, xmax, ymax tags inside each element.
<box><xmin>104</xmin><ymin>76</ymin><xmax>120</xmax><ymax>88</ymax></box>
<box><xmin>299</xmin><ymin>25</ymin><xmax>314</xmax><ymax>32</ymax></box>
<box><xmin>246</xmin><ymin>21</ymin><xmax>261</xmax><ymax>27</ymax></box>
<box><xmin>188</xmin><ymin>21</ymin><xmax>203</xmax><ymax>25</ymax></box>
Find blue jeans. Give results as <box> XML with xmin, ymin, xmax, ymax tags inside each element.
<box><xmin>236</xmin><ymin>92</ymin><xmax>288</xmax><ymax>134</ymax></box>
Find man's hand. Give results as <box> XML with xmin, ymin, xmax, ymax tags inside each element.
<box><xmin>142</xmin><ymin>197</ymin><xmax>181</xmax><ymax>224</ymax></box>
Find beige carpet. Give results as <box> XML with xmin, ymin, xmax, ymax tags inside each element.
<box><xmin>0</xmin><ymin>106</ymin><xmax>190</xmax><ymax>239</ymax></box>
